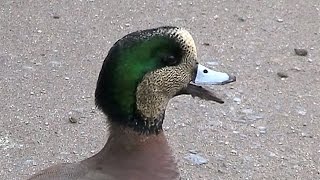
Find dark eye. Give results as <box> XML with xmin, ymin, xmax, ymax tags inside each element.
<box><xmin>161</xmin><ymin>55</ymin><xmax>179</xmax><ymax>66</ymax></box>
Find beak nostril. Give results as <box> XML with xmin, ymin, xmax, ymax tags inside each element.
<box><xmin>194</xmin><ymin>64</ymin><xmax>235</xmax><ymax>85</ymax></box>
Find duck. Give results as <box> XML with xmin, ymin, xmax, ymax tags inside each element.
<box><xmin>28</xmin><ymin>26</ymin><xmax>236</xmax><ymax>180</ymax></box>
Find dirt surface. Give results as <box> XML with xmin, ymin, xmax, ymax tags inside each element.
<box><xmin>1</xmin><ymin>1</ymin><xmax>320</xmax><ymax>179</ymax></box>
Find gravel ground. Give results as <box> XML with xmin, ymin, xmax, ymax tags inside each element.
<box><xmin>1</xmin><ymin>0</ymin><xmax>320</xmax><ymax>179</ymax></box>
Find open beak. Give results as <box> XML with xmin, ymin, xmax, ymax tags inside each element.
<box><xmin>179</xmin><ymin>64</ymin><xmax>236</xmax><ymax>103</ymax></box>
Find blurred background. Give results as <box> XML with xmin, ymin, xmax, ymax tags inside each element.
<box><xmin>1</xmin><ymin>0</ymin><xmax>319</xmax><ymax>179</ymax></box>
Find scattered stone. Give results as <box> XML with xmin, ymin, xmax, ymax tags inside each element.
<box><xmin>294</xmin><ymin>48</ymin><xmax>308</xmax><ymax>56</ymax></box>
<box><xmin>290</xmin><ymin>66</ymin><xmax>302</xmax><ymax>72</ymax></box>
<box><xmin>213</xmin><ymin>15</ymin><xmax>219</xmax><ymax>19</ymax></box>
<box><xmin>231</xmin><ymin>150</ymin><xmax>237</xmax><ymax>155</ymax></box>
<box><xmin>188</xmin><ymin>149</ymin><xmax>198</xmax><ymax>154</ymax></box>
<box><xmin>68</xmin><ymin>110</ymin><xmax>83</xmax><ymax>123</ymax></box>
<box><xmin>68</xmin><ymin>113</ymin><xmax>78</xmax><ymax>123</ymax></box>
<box><xmin>297</xmin><ymin>109</ymin><xmax>307</xmax><ymax>116</ymax></box>
<box><xmin>238</xmin><ymin>17</ymin><xmax>246</xmax><ymax>22</ymax></box>
<box><xmin>268</xmin><ymin>151</ymin><xmax>277</xmax><ymax>157</ymax></box>
<box><xmin>258</xmin><ymin>126</ymin><xmax>267</xmax><ymax>134</ymax></box>
<box><xmin>233</xmin><ymin>97</ymin><xmax>241</xmax><ymax>104</ymax></box>
<box><xmin>241</xmin><ymin>108</ymin><xmax>253</xmax><ymax>115</ymax></box>
<box><xmin>64</xmin><ymin>77</ymin><xmax>70</xmax><ymax>80</ymax></box>
<box><xmin>276</xmin><ymin>18</ymin><xmax>284</xmax><ymax>22</ymax></box>
<box><xmin>206</xmin><ymin>61</ymin><xmax>218</xmax><ymax>66</ymax></box>
<box><xmin>53</xmin><ymin>15</ymin><xmax>60</xmax><ymax>19</ymax></box>
<box><xmin>125</xmin><ymin>23</ymin><xmax>130</xmax><ymax>27</ymax></box>
<box><xmin>184</xmin><ymin>153</ymin><xmax>208</xmax><ymax>165</ymax></box>
<box><xmin>301</xmin><ymin>132</ymin><xmax>313</xmax><ymax>138</ymax></box>
<box><xmin>277</xmin><ymin>72</ymin><xmax>288</xmax><ymax>78</ymax></box>
<box><xmin>180</xmin><ymin>123</ymin><xmax>186</xmax><ymax>127</ymax></box>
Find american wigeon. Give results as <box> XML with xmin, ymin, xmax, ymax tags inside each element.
<box><xmin>29</xmin><ymin>26</ymin><xmax>236</xmax><ymax>180</ymax></box>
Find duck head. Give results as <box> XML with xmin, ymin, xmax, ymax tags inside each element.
<box><xmin>95</xmin><ymin>26</ymin><xmax>236</xmax><ymax>134</ymax></box>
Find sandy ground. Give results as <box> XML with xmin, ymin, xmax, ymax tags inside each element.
<box><xmin>1</xmin><ymin>0</ymin><xmax>320</xmax><ymax>179</ymax></box>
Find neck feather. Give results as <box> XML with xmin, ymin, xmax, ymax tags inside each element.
<box><xmin>108</xmin><ymin>110</ymin><xmax>165</xmax><ymax>135</ymax></box>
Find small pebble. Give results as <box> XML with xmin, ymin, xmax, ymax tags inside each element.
<box><xmin>231</xmin><ymin>150</ymin><xmax>237</xmax><ymax>155</ymax></box>
<box><xmin>206</xmin><ymin>61</ymin><xmax>218</xmax><ymax>66</ymax></box>
<box><xmin>233</xmin><ymin>97</ymin><xmax>241</xmax><ymax>104</ymax></box>
<box><xmin>294</xmin><ymin>48</ymin><xmax>308</xmax><ymax>56</ymax></box>
<box><xmin>53</xmin><ymin>15</ymin><xmax>60</xmax><ymax>19</ymax></box>
<box><xmin>301</xmin><ymin>132</ymin><xmax>313</xmax><ymax>138</ymax></box>
<box><xmin>202</xmin><ymin>42</ymin><xmax>210</xmax><ymax>46</ymax></box>
<box><xmin>184</xmin><ymin>154</ymin><xmax>208</xmax><ymax>165</ymax></box>
<box><xmin>297</xmin><ymin>110</ymin><xmax>307</xmax><ymax>116</ymax></box>
<box><xmin>68</xmin><ymin>113</ymin><xmax>79</xmax><ymax>124</ymax></box>
<box><xmin>269</xmin><ymin>151</ymin><xmax>277</xmax><ymax>157</ymax></box>
<box><xmin>291</xmin><ymin>66</ymin><xmax>302</xmax><ymax>71</ymax></box>
<box><xmin>258</xmin><ymin>126</ymin><xmax>267</xmax><ymax>134</ymax></box>
<box><xmin>277</xmin><ymin>72</ymin><xmax>288</xmax><ymax>78</ymax></box>
<box><xmin>241</xmin><ymin>108</ymin><xmax>253</xmax><ymax>114</ymax></box>
<box><xmin>277</xmin><ymin>18</ymin><xmax>284</xmax><ymax>22</ymax></box>
<box><xmin>188</xmin><ymin>149</ymin><xmax>198</xmax><ymax>154</ymax></box>
<box><xmin>238</xmin><ymin>17</ymin><xmax>246</xmax><ymax>22</ymax></box>
<box><xmin>69</xmin><ymin>116</ymin><xmax>78</xmax><ymax>123</ymax></box>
